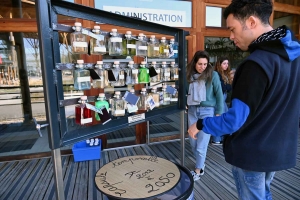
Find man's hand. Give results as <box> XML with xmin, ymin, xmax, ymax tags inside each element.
<box><xmin>188</xmin><ymin>122</ymin><xmax>199</xmax><ymax>140</ymax></box>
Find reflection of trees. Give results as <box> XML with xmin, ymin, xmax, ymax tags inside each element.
<box><xmin>205</xmin><ymin>37</ymin><xmax>248</xmax><ymax>68</ymax></box>
<box><xmin>24</xmin><ymin>32</ymin><xmax>40</xmax><ymax>76</ymax></box>
<box><xmin>59</xmin><ymin>32</ymin><xmax>80</xmax><ymax>63</ymax></box>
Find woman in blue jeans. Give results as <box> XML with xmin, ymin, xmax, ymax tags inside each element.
<box><xmin>186</xmin><ymin>51</ymin><xmax>223</xmax><ymax>181</ymax></box>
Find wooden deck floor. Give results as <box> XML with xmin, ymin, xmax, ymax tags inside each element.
<box><xmin>1</xmin><ymin>135</ymin><xmax>299</xmax><ymax>200</ymax></box>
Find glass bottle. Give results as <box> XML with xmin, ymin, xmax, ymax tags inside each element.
<box><xmin>170</xmin><ymin>84</ymin><xmax>178</xmax><ymax>103</ymax></box>
<box><xmin>138</xmin><ymin>61</ymin><xmax>150</xmax><ymax>84</ymax></box>
<box><xmin>159</xmin><ymin>37</ymin><xmax>169</xmax><ymax>58</ymax></box>
<box><xmin>150</xmin><ymin>61</ymin><xmax>161</xmax><ymax>83</ymax></box>
<box><xmin>93</xmin><ymin>61</ymin><xmax>107</xmax><ymax>89</ymax></box>
<box><xmin>162</xmin><ymin>85</ymin><xmax>171</xmax><ymax>105</ymax></box>
<box><xmin>125</xmin><ymin>61</ymin><xmax>139</xmax><ymax>85</ymax></box>
<box><xmin>95</xmin><ymin>93</ymin><xmax>110</xmax><ymax>121</ymax></box>
<box><xmin>136</xmin><ymin>33</ymin><xmax>148</xmax><ymax>57</ymax></box>
<box><xmin>161</xmin><ymin>61</ymin><xmax>171</xmax><ymax>82</ymax></box>
<box><xmin>137</xmin><ymin>88</ymin><xmax>148</xmax><ymax>110</ymax></box>
<box><xmin>126</xmin><ymin>89</ymin><xmax>139</xmax><ymax>113</ymax></box>
<box><xmin>73</xmin><ymin>60</ymin><xmax>91</xmax><ymax>90</ymax></box>
<box><xmin>111</xmin><ymin>91</ymin><xmax>125</xmax><ymax>117</ymax></box>
<box><xmin>147</xmin><ymin>35</ymin><xmax>159</xmax><ymax>58</ymax></box>
<box><xmin>108</xmin><ymin>29</ymin><xmax>123</xmax><ymax>56</ymax></box>
<box><xmin>111</xmin><ymin>61</ymin><xmax>125</xmax><ymax>87</ymax></box>
<box><xmin>75</xmin><ymin>96</ymin><xmax>92</xmax><ymax>125</ymax></box>
<box><xmin>70</xmin><ymin>22</ymin><xmax>88</xmax><ymax>54</ymax></box>
<box><xmin>150</xmin><ymin>86</ymin><xmax>160</xmax><ymax>107</ymax></box>
<box><xmin>169</xmin><ymin>38</ymin><xmax>178</xmax><ymax>58</ymax></box>
<box><xmin>170</xmin><ymin>61</ymin><xmax>179</xmax><ymax>81</ymax></box>
<box><xmin>90</xmin><ymin>25</ymin><xmax>106</xmax><ymax>55</ymax></box>
<box><xmin>122</xmin><ymin>31</ymin><xmax>136</xmax><ymax>57</ymax></box>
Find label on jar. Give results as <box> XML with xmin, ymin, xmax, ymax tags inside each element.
<box><xmin>154</xmin><ymin>47</ymin><xmax>159</xmax><ymax>51</ymax></box>
<box><xmin>164</xmin><ymin>97</ymin><xmax>171</xmax><ymax>101</ymax></box>
<box><xmin>119</xmin><ymin>74</ymin><xmax>124</xmax><ymax>79</ymax></box>
<box><xmin>138</xmin><ymin>46</ymin><xmax>147</xmax><ymax>50</ymax></box>
<box><xmin>174</xmin><ymin>75</ymin><xmax>179</xmax><ymax>78</ymax></box>
<box><xmin>114</xmin><ymin>110</ymin><xmax>125</xmax><ymax>115</ymax></box>
<box><xmin>156</xmin><ymin>69</ymin><xmax>160</xmax><ymax>73</ymax></box>
<box><xmin>132</xmin><ymin>69</ymin><xmax>138</xmax><ymax>74</ymax></box>
<box><xmin>81</xmin><ymin>118</ymin><xmax>92</xmax><ymax>124</ymax></box>
<box><xmin>94</xmin><ymin>47</ymin><xmax>106</xmax><ymax>52</ymax></box>
<box><xmin>164</xmin><ymin>49</ymin><xmax>169</xmax><ymax>53</ymax></box>
<box><xmin>127</xmin><ymin>44</ymin><xmax>136</xmax><ymax>48</ymax></box>
<box><xmin>73</xmin><ymin>42</ymin><xmax>88</xmax><ymax>47</ymax></box>
<box><xmin>110</xmin><ymin>37</ymin><xmax>122</xmax><ymax>42</ymax></box>
<box><xmin>164</xmin><ymin>73</ymin><xmax>170</xmax><ymax>77</ymax></box>
<box><xmin>77</xmin><ymin>76</ymin><xmax>90</xmax><ymax>82</ymax></box>
<box><xmin>173</xmin><ymin>50</ymin><xmax>178</xmax><ymax>53</ymax></box>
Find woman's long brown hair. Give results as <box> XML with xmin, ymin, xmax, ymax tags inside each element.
<box><xmin>215</xmin><ymin>56</ymin><xmax>232</xmax><ymax>84</ymax></box>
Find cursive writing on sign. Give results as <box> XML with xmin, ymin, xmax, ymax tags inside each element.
<box><xmin>145</xmin><ymin>173</ymin><xmax>176</xmax><ymax>193</ymax></box>
<box><xmin>112</xmin><ymin>156</ymin><xmax>158</xmax><ymax>168</ymax></box>
<box><xmin>96</xmin><ymin>171</ymin><xmax>126</xmax><ymax>196</ymax></box>
<box><xmin>125</xmin><ymin>169</ymin><xmax>155</xmax><ymax>180</ymax></box>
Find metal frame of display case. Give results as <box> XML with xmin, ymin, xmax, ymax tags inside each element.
<box><xmin>36</xmin><ymin>0</ymin><xmax>188</xmax><ymax>199</ymax></box>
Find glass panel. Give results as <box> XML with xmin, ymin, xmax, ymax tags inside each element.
<box><xmin>206</xmin><ymin>6</ymin><xmax>226</xmax><ymax>28</ymax></box>
<box><xmin>204</xmin><ymin>37</ymin><xmax>248</xmax><ymax>69</ymax></box>
<box><xmin>273</xmin><ymin>11</ymin><xmax>300</xmax><ymax>39</ymax></box>
<box><xmin>275</xmin><ymin>0</ymin><xmax>300</xmax><ymax>6</ymax></box>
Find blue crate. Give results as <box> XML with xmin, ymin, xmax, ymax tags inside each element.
<box><xmin>72</xmin><ymin>140</ymin><xmax>101</xmax><ymax>162</ymax></box>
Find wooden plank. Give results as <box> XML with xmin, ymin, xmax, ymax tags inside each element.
<box><xmin>274</xmin><ymin>2</ymin><xmax>300</xmax><ymax>15</ymax></box>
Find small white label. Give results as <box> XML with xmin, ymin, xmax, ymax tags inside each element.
<box><xmin>110</xmin><ymin>37</ymin><xmax>122</xmax><ymax>42</ymax></box>
<box><xmin>81</xmin><ymin>118</ymin><xmax>92</xmax><ymax>124</ymax></box>
<box><xmin>128</xmin><ymin>113</ymin><xmax>145</xmax><ymax>123</ymax></box>
<box><xmin>114</xmin><ymin>110</ymin><xmax>125</xmax><ymax>115</ymax></box>
<box><xmin>156</xmin><ymin>69</ymin><xmax>160</xmax><ymax>73</ymax></box>
<box><xmin>147</xmin><ymin>69</ymin><xmax>149</xmax><ymax>73</ymax></box>
<box><xmin>127</xmin><ymin>44</ymin><xmax>136</xmax><ymax>48</ymax></box>
<box><xmin>73</xmin><ymin>42</ymin><xmax>88</xmax><ymax>47</ymax></box>
<box><xmin>146</xmin><ymin>96</ymin><xmax>156</xmax><ymax>110</ymax></box>
<box><xmin>164</xmin><ymin>49</ymin><xmax>169</xmax><ymax>53</ymax></box>
<box><xmin>164</xmin><ymin>97</ymin><xmax>171</xmax><ymax>101</ymax></box>
<box><xmin>174</xmin><ymin>75</ymin><xmax>179</xmax><ymax>78</ymax></box>
<box><xmin>171</xmin><ymin>98</ymin><xmax>178</xmax><ymax>102</ymax></box>
<box><xmin>164</xmin><ymin>73</ymin><xmax>170</xmax><ymax>77</ymax></box>
<box><xmin>173</xmin><ymin>50</ymin><xmax>178</xmax><ymax>53</ymax></box>
<box><xmin>132</xmin><ymin>69</ymin><xmax>138</xmax><ymax>74</ymax></box>
<box><xmin>127</xmin><ymin>104</ymin><xmax>138</xmax><ymax>113</ymax></box>
<box><xmin>138</xmin><ymin>46</ymin><xmax>147</xmax><ymax>50</ymax></box>
<box><xmin>94</xmin><ymin>47</ymin><xmax>106</xmax><ymax>52</ymax></box>
<box><xmin>154</xmin><ymin>47</ymin><xmax>159</xmax><ymax>51</ymax></box>
<box><xmin>119</xmin><ymin>74</ymin><xmax>124</xmax><ymax>79</ymax></box>
<box><xmin>77</xmin><ymin>76</ymin><xmax>90</xmax><ymax>82</ymax></box>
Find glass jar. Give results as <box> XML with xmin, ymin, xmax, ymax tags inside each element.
<box><xmin>169</xmin><ymin>38</ymin><xmax>178</xmax><ymax>58</ymax></box>
<box><xmin>70</xmin><ymin>22</ymin><xmax>88</xmax><ymax>54</ymax></box>
<box><xmin>73</xmin><ymin>60</ymin><xmax>91</xmax><ymax>90</ymax></box>
<box><xmin>125</xmin><ymin>61</ymin><xmax>139</xmax><ymax>85</ymax></box>
<box><xmin>150</xmin><ymin>86</ymin><xmax>160</xmax><ymax>107</ymax></box>
<box><xmin>137</xmin><ymin>88</ymin><xmax>148</xmax><ymax>110</ymax></box>
<box><xmin>111</xmin><ymin>61</ymin><xmax>125</xmax><ymax>87</ymax></box>
<box><xmin>170</xmin><ymin>84</ymin><xmax>178</xmax><ymax>103</ymax></box>
<box><xmin>160</xmin><ymin>61</ymin><xmax>171</xmax><ymax>82</ymax></box>
<box><xmin>159</xmin><ymin>37</ymin><xmax>169</xmax><ymax>58</ymax></box>
<box><xmin>90</xmin><ymin>25</ymin><xmax>106</xmax><ymax>55</ymax></box>
<box><xmin>75</xmin><ymin>96</ymin><xmax>92</xmax><ymax>125</ymax></box>
<box><xmin>162</xmin><ymin>85</ymin><xmax>171</xmax><ymax>105</ymax></box>
<box><xmin>170</xmin><ymin>61</ymin><xmax>179</xmax><ymax>81</ymax></box>
<box><xmin>136</xmin><ymin>33</ymin><xmax>148</xmax><ymax>57</ymax></box>
<box><xmin>122</xmin><ymin>31</ymin><xmax>136</xmax><ymax>57</ymax></box>
<box><xmin>150</xmin><ymin>61</ymin><xmax>161</xmax><ymax>83</ymax></box>
<box><xmin>108</xmin><ymin>29</ymin><xmax>123</xmax><ymax>56</ymax></box>
<box><xmin>111</xmin><ymin>91</ymin><xmax>125</xmax><ymax>117</ymax></box>
<box><xmin>147</xmin><ymin>35</ymin><xmax>159</xmax><ymax>58</ymax></box>
<box><xmin>95</xmin><ymin>93</ymin><xmax>110</xmax><ymax>121</ymax></box>
<box><xmin>138</xmin><ymin>61</ymin><xmax>149</xmax><ymax>84</ymax></box>
<box><xmin>93</xmin><ymin>61</ymin><xmax>107</xmax><ymax>89</ymax></box>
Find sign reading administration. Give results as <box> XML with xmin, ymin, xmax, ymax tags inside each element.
<box><xmin>103</xmin><ymin>6</ymin><xmax>188</xmax><ymax>27</ymax></box>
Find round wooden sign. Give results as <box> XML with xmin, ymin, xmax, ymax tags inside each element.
<box><xmin>95</xmin><ymin>155</ymin><xmax>181</xmax><ymax>199</ymax></box>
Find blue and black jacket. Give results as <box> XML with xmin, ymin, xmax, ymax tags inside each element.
<box><xmin>196</xmin><ymin>26</ymin><xmax>300</xmax><ymax>171</ymax></box>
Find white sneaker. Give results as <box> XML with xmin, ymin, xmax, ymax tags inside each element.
<box><xmin>190</xmin><ymin>170</ymin><xmax>201</xmax><ymax>181</ymax></box>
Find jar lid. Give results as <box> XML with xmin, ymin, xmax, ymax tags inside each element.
<box><xmin>111</xmin><ymin>28</ymin><xmax>117</xmax><ymax>32</ymax></box>
<box><xmin>162</xmin><ymin>61</ymin><xmax>167</xmax><ymax>64</ymax></box>
<box><xmin>98</xmin><ymin>93</ymin><xmax>105</xmax><ymax>97</ymax></box>
<box><xmin>94</xmin><ymin>25</ymin><xmax>100</xmax><ymax>30</ymax></box>
<box><xmin>139</xmin><ymin>33</ymin><xmax>144</xmax><ymax>36</ymax></box>
<box><xmin>77</xmin><ymin>60</ymin><xmax>84</xmax><ymax>64</ymax></box>
<box><xmin>115</xmin><ymin>91</ymin><xmax>120</xmax><ymax>95</ymax></box>
<box><xmin>171</xmin><ymin>84</ymin><xmax>175</xmax><ymax>87</ymax></box>
<box><xmin>142</xmin><ymin>88</ymin><xmax>146</xmax><ymax>92</ymax></box>
<box><xmin>163</xmin><ymin>85</ymin><xmax>167</xmax><ymax>88</ymax></box>
<box><xmin>81</xmin><ymin>95</ymin><xmax>87</xmax><ymax>100</ymax></box>
<box><xmin>126</xmin><ymin>31</ymin><xmax>132</xmax><ymax>34</ymax></box>
<box><xmin>171</xmin><ymin>61</ymin><xmax>175</xmax><ymax>65</ymax></box>
<box><xmin>130</xmin><ymin>89</ymin><xmax>135</xmax><ymax>93</ymax></box>
<box><xmin>114</xmin><ymin>61</ymin><xmax>120</xmax><ymax>64</ymax></box>
<box><xmin>150</xmin><ymin>35</ymin><xmax>155</xmax><ymax>38</ymax></box>
<box><xmin>141</xmin><ymin>61</ymin><xmax>146</xmax><ymax>65</ymax></box>
<box><xmin>170</xmin><ymin>38</ymin><xmax>175</xmax><ymax>41</ymax></box>
<box><xmin>129</xmin><ymin>61</ymin><xmax>134</xmax><ymax>64</ymax></box>
<box><xmin>97</xmin><ymin>61</ymin><xmax>103</xmax><ymax>64</ymax></box>
<box><xmin>74</xmin><ymin>22</ymin><xmax>82</xmax><ymax>27</ymax></box>
<box><xmin>151</xmin><ymin>61</ymin><xmax>156</xmax><ymax>64</ymax></box>
<box><xmin>161</xmin><ymin>37</ymin><xmax>166</xmax><ymax>40</ymax></box>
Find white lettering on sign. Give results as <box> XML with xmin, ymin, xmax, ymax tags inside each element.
<box><xmin>103</xmin><ymin>6</ymin><xmax>187</xmax><ymax>27</ymax></box>
<box><xmin>128</xmin><ymin>113</ymin><xmax>145</xmax><ymax>123</ymax></box>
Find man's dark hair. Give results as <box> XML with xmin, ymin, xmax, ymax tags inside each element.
<box><xmin>223</xmin><ymin>0</ymin><xmax>273</xmax><ymax>25</ymax></box>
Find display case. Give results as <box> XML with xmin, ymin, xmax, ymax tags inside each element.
<box><xmin>36</xmin><ymin>0</ymin><xmax>188</xmax><ymax>199</ymax></box>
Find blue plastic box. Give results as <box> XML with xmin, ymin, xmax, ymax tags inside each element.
<box><xmin>72</xmin><ymin>140</ymin><xmax>101</xmax><ymax>162</ymax></box>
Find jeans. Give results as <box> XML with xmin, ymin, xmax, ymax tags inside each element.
<box><xmin>188</xmin><ymin>106</ymin><xmax>214</xmax><ymax>170</ymax></box>
<box><xmin>211</xmin><ymin>93</ymin><xmax>228</xmax><ymax>143</ymax></box>
<box><xmin>232</xmin><ymin>166</ymin><xmax>275</xmax><ymax>200</ymax></box>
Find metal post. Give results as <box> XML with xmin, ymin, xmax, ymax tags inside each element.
<box><xmin>180</xmin><ymin>110</ymin><xmax>186</xmax><ymax>166</ymax></box>
<box><xmin>147</xmin><ymin>121</ymin><xmax>150</xmax><ymax>145</ymax></box>
<box><xmin>51</xmin><ymin>149</ymin><xmax>65</xmax><ymax>200</ymax></box>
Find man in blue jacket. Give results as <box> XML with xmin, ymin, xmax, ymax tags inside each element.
<box><xmin>188</xmin><ymin>0</ymin><xmax>300</xmax><ymax>199</ymax></box>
